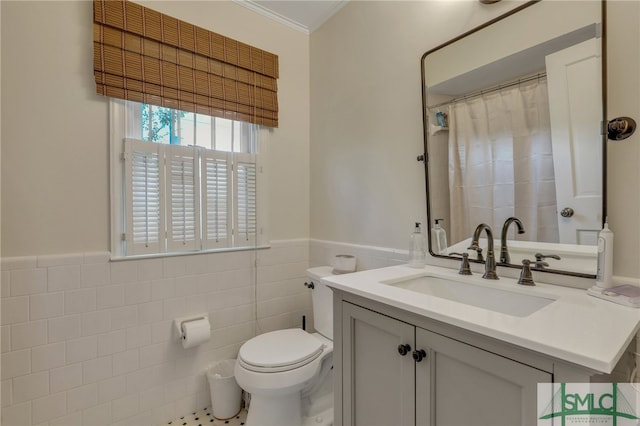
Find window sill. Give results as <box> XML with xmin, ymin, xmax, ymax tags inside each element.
<box><xmin>110</xmin><ymin>244</ymin><xmax>271</xmax><ymax>262</ymax></box>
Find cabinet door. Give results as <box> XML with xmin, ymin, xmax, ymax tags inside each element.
<box><xmin>415</xmin><ymin>328</ymin><xmax>552</xmax><ymax>426</ymax></box>
<box><xmin>342</xmin><ymin>302</ymin><xmax>415</xmax><ymax>426</ymax></box>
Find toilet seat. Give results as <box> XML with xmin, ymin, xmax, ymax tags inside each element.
<box><xmin>238</xmin><ymin>329</ymin><xmax>325</xmax><ymax>373</ymax></box>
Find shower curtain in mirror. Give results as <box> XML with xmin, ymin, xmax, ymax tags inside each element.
<box><xmin>448</xmin><ymin>81</ymin><xmax>560</xmax><ymax>245</ymax></box>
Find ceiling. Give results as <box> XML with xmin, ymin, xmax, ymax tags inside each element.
<box><xmin>233</xmin><ymin>0</ymin><xmax>349</xmax><ymax>34</ymax></box>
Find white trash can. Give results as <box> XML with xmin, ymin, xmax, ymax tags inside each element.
<box><xmin>207</xmin><ymin>359</ymin><xmax>242</xmax><ymax>420</ymax></box>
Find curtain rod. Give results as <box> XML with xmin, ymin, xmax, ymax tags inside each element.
<box><xmin>428</xmin><ymin>72</ymin><xmax>547</xmax><ymax>111</ymax></box>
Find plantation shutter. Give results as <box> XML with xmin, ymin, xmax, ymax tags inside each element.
<box><xmin>124</xmin><ymin>139</ymin><xmax>165</xmax><ymax>255</ymax></box>
<box><xmin>202</xmin><ymin>151</ymin><xmax>232</xmax><ymax>249</ymax></box>
<box><xmin>234</xmin><ymin>154</ymin><xmax>258</xmax><ymax>246</ymax></box>
<box><xmin>166</xmin><ymin>145</ymin><xmax>200</xmax><ymax>252</ymax></box>
<box><xmin>93</xmin><ymin>0</ymin><xmax>279</xmax><ymax>127</ymax></box>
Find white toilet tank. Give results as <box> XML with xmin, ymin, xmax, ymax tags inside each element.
<box><xmin>306</xmin><ymin>267</ymin><xmax>335</xmax><ymax>340</ymax></box>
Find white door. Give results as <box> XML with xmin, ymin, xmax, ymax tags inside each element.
<box><xmin>546</xmin><ymin>38</ymin><xmax>603</xmax><ymax>245</ymax></box>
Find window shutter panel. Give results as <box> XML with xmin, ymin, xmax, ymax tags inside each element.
<box><xmin>234</xmin><ymin>153</ymin><xmax>257</xmax><ymax>247</ymax></box>
<box><xmin>202</xmin><ymin>151</ymin><xmax>232</xmax><ymax>249</ymax></box>
<box><xmin>166</xmin><ymin>145</ymin><xmax>201</xmax><ymax>252</ymax></box>
<box><xmin>124</xmin><ymin>139</ymin><xmax>165</xmax><ymax>255</ymax></box>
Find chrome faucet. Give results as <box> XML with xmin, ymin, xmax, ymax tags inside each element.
<box><xmin>499</xmin><ymin>217</ymin><xmax>525</xmax><ymax>264</ymax></box>
<box><xmin>468</xmin><ymin>223</ymin><xmax>498</xmax><ymax>279</ymax></box>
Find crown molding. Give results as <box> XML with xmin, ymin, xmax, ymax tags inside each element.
<box><xmin>233</xmin><ymin>0</ymin><xmax>349</xmax><ymax>35</ymax></box>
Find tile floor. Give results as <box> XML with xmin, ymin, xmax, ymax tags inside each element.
<box><xmin>168</xmin><ymin>407</ymin><xmax>247</xmax><ymax>426</ymax></box>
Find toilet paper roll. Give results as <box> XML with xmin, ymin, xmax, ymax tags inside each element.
<box><xmin>181</xmin><ymin>318</ymin><xmax>211</xmax><ymax>349</ymax></box>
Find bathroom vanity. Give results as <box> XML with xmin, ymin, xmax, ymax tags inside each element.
<box><xmin>325</xmin><ymin>265</ymin><xmax>640</xmax><ymax>426</ymax></box>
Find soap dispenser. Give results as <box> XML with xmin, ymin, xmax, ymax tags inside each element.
<box><xmin>409</xmin><ymin>222</ymin><xmax>426</xmax><ymax>268</ymax></box>
<box><xmin>431</xmin><ymin>219</ymin><xmax>448</xmax><ymax>255</ymax></box>
<box><xmin>596</xmin><ymin>218</ymin><xmax>614</xmax><ymax>288</ymax></box>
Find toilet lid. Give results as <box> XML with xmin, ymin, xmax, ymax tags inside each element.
<box><xmin>238</xmin><ymin>329</ymin><xmax>325</xmax><ymax>373</ymax></box>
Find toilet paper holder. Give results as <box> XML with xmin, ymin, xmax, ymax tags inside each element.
<box><xmin>174</xmin><ymin>314</ymin><xmax>210</xmax><ymax>340</ymax></box>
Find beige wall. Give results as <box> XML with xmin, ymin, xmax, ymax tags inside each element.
<box><xmin>309</xmin><ymin>0</ymin><xmax>519</xmax><ymax>252</ymax></box>
<box><xmin>1</xmin><ymin>0</ymin><xmax>310</xmax><ymax>257</ymax></box>
<box><xmin>311</xmin><ymin>1</ymin><xmax>640</xmax><ymax>280</ymax></box>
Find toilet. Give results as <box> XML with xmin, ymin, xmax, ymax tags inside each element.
<box><xmin>234</xmin><ymin>266</ymin><xmax>335</xmax><ymax>426</ymax></box>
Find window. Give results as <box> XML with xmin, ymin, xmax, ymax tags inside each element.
<box><xmin>110</xmin><ymin>100</ymin><xmax>266</xmax><ymax>258</ymax></box>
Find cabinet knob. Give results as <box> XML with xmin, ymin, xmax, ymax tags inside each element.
<box><xmin>397</xmin><ymin>344</ymin><xmax>412</xmax><ymax>356</ymax></box>
<box><xmin>304</xmin><ymin>281</ymin><xmax>315</xmax><ymax>289</ymax></box>
<box><xmin>412</xmin><ymin>349</ymin><xmax>427</xmax><ymax>362</ymax></box>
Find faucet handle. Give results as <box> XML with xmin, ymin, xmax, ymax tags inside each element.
<box><xmin>517</xmin><ymin>259</ymin><xmax>535</xmax><ymax>286</ymax></box>
<box><xmin>533</xmin><ymin>260</ymin><xmax>550</xmax><ymax>269</ymax></box>
<box><xmin>466</xmin><ymin>244</ymin><xmax>484</xmax><ymax>262</ymax></box>
<box><xmin>450</xmin><ymin>252</ymin><xmax>472</xmax><ymax>275</ymax></box>
<box><xmin>534</xmin><ymin>253</ymin><xmax>561</xmax><ymax>262</ymax></box>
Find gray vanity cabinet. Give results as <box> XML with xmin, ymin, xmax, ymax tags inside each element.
<box><xmin>340</xmin><ymin>301</ymin><xmax>552</xmax><ymax>426</ymax></box>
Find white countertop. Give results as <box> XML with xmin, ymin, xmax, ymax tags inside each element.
<box><xmin>324</xmin><ymin>264</ymin><xmax>640</xmax><ymax>374</ymax></box>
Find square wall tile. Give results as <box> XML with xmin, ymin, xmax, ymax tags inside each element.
<box><xmin>82</xmin><ymin>402</ymin><xmax>113</xmax><ymax>426</ymax></box>
<box><xmin>50</xmin><ymin>363</ymin><xmax>83</xmax><ymax>393</ymax></box>
<box><xmin>47</xmin><ymin>265</ymin><xmax>81</xmax><ymax>292</ymax></box>
<box><xmin>67</xmin><ymin>383</ymin><xmax>98</xmax><ymax>413</ymax></box>
<box><xmin>31</xmin><ymin>392</ymin><xmax>67</xmax><ymax>424</ymax></box>
<box><xmin>64</xmin><ymin>289</ymin><xmax>97</xmax><ymax>315</ymax></box>
<box><xmin>98</xmin><ymin>330</ymin><xmax>127</xmax><ymax>357</ymax></box>
<box><xmin>11</xmin><ymin>321</ymin><xmax>48</xmax><ymax>350</ymax></box>
<box><xmin>30</xmin><ymin>292</ymin><xmax>64</xmax><ymax>320</ymax></box>
<box><xmin>96</xmin><ymin>285</ymin><xmax>124</xmax><ymax>310</ymax></box>
<box><xmin>111</xmin><ymin>306</ymin><xmax>138</xmax><ymax>330</ymax></box>
<box><xmin>97</xmin><ymin>375</ymin><xmax>126</xmax><ymax>404</ymax></box>
<box><xmin>1</xmin><ymin>349</ymin><xmax>31</xmax><ymax>380</ymax></box>
<box><xmin>81</xmin><ymin>310</ymin><xmax>112</xmax><ymax>337</ymax></box>
<box><xmin>13</xmin><ymin>371</ymin><xmax>49</xmax><ymax>403</ymax></box>
<box><xmin>10</xmin><ymin>269</ymin><xmax>47</xmax><ymax>296</ymax></box>
<box><xmin>81</xmin><ymin>263</ymin><xmax>111</xmax><ymax>287</ymax></box>
<box><xmin>31</xmin><ymin>342</ymin><xmax>66</xmax><ymax>372</ymax></box>
<box><xmin>110</xmin><ymin>261</ymin><xmax>139</xmax><ymax>285</ymax></box>
<box><xmin>1</xmin><ymin>401</ymin><xmax>31</xmax><ymax>426</ymax></box>
<box><xmin>83</xmin><ymin>356</ymin><xmax>113</xmax><ymax>384</ymax></box>
<box><xmin>66</xmin><ymin>336</ymin><xmax>98</xmax><ymax>364</ymax></box>
<box><xmin>2</xmin><ymin>296</ymin><xmax>30</xmax><ymax>325</ymax></box>
<box><xmin>48</xmin><ymin>315</ymin><xmax>81</xmax><ymax>343</ymax></box>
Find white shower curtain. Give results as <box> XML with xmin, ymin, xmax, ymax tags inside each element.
<box><xmin>448</xmin><ymin>81</ymin><xmax>559</xmax><ymax>244</ymax></box>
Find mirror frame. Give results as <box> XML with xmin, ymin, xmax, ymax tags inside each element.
<box><xmin>420</xmin><ymin>0</ymin><xmax>607</xmax><ymax>279</ymax></box>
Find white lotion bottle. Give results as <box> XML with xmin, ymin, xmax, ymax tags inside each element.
<box><xmin>431</xmin><ymin>219</ymin><xmax>448</xmax><ymax>255</ymax></box>
<box><xmin>596</xmin><ymin>218</ymin><xmax>614</xmax><ymax>288</ymax></box>
<box><xmin>409</xmin><ymin>222</ymin><xmax>426</xmax><ymax>268</ymax></box>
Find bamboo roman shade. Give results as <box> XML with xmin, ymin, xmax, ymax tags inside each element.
<box><xmin>93</xmin><ymin>0</ymin><xmax>279</xmax><ymax>127</ymax></box>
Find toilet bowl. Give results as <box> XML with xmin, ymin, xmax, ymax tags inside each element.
<box><xmin>234</xmin><ymin>267</ymin><xmax>335</xmax><ymax>426</ymax></box>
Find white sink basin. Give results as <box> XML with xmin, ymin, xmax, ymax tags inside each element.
<box><xmin>382</xmin><ymin>275</ymin><xmax>556</xmax><ymax>317</ymax></box>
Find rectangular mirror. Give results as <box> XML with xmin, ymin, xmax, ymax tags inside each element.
<box><xmin>422</xmin><ymin>0</ymin><xmax>605</xmax><ymax>277</ymax></box>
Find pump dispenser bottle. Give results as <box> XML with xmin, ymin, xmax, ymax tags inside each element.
<box><xmin>409</xmin><ymin>222</ymin><xmax>426</xmax><ymax>268</ymax></box>
<box><xmin>431</xmin><ymin>219</ymin><xmax>448</xmax><ymax>255</ymax></box>
<box><xmin>596</xmin><ymin>218</ymin><xmax>614</xmax><ymax>288</ymax></box>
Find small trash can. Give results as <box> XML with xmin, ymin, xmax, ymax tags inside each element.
<box><xmin>207</xmin><ymin>359</ymin><xmax>242</xmax><ymax>420</ymax></box>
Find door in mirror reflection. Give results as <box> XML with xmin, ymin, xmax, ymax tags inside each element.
<box><xmin>547</xmin><ymin>38</ymin><xmax>602</xmax><ymax>245</ymax></box>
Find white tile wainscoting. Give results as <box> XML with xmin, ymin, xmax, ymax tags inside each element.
<box><xmin>5</xmin><ymin>238</ymin><xmax>636</xmax><ymax>424</ymax></box>
<box><xmin>309</xmin><ymin>239</ymin><xmax>409</xmax><ymax>271</ymax></box>
<box><xmin>1</xmin><ymin>240</ymin><xmax>311</xmax><ymax>426</ymax></box>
